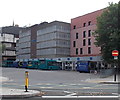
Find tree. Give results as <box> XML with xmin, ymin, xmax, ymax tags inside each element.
<box><xmin>0</xmin><ymin>43</ymin><xmax>6</xmax><ymax>53</ymax></box>
<box><xmin>94</xmin><ymin>2</ymin><xmax>120</xmax><ymax>65</ymax></box>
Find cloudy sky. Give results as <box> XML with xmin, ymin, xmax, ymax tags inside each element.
<box><xmin>0</xmin><ymin>0</ymin><xmax>119</xmax><ymax>27</ymax></box>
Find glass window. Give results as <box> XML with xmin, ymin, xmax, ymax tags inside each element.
<box><xmin>88</xmin><ymin>47</ymin><xmax>91</xmax><ymax>54</ymax></box>
<box><xmin>28</xmin><ymin>61</ymin><xmax>33</xmax><ymax>64</ymax></box>
<box><xmin>76</xmin><ymin>48</ymin><xmax>78</xmax><ymax>55</ymax></box>
<box><xmin>83</xmin><ymin>39</ymin><xmax>86</xmax><ymax>46</ymax></box>
<box><xmin>88</xmin><ymin>38</ymin><xmax>91</xmax><ymax>45</ymax></box>
<box><xmin>73</xmin><ymin>25</ymin><xmax>76</xmax><ymax>29</ymax></box>
<box><xmin>40</xmin><ymin>60</ymin><xmax>45</xmax><ymax>64</ymax></box>
<box><xmin>73</xmin><ymin>41</ymin><xmax>76</xmax><ymax>47</ymax></box>
<box><xmin>83</xmin><ymin>23</ymin><xmax>86</xmax><ymax>27</ymax></box>
<box><xmin>88</xmin><ymin>21</ymin><xmax>91</xmax><ymax>25</ymax></box>
<box><xmin>80</xmin><ymin>48</ymin><xmax>83</xmax><ymax>54</ymax></box>
<box><xmin>88</xmin><ymin>30</ymin><xmax>91</xmax><ymax>37</ymax></box>
<box><xmin>76</xmin><ymin>33</ymin><xmax>78</xmax><ymax>39</ymax></box>
<box><xmin>83</xmin><ymin>31</ymin><xmax>86</xmax><ymax>38</ymax></box>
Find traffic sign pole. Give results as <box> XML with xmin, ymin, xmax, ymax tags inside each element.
<box><xmin>112</xmin><ymin>50</ymin><xmax>119</xmax><ymax>82</ymax></box>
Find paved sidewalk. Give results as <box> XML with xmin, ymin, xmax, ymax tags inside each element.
<box><xmin>0</xmin><ymin>76</ymin><xmax>43</xmax><ymax>99</ymax></box>
<box><xmin>85</xmin><ymin>75</ymin><xmax>120</xmax><ymax>84</ymax></box>
<box><xmin>0</xmin><ymin>88</ymin><xmax>42</xmax><ymax>99</ymax></box>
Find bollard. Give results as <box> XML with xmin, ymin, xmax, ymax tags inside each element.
<box><xmin>25</xmin><ymin>71</ymin><xmax>29</xmax><ymax>92</ymax></box>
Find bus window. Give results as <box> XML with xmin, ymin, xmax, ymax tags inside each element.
<box><xmin>34</xmin><ymin>61</ymin><xmax>38</xmax><ymax>65</ymax></box>
<box><xmin>48</xmin><ymin>61</ymin><xmax>58</xmax><ymax>66</ymax></box>
<box><xmin>28</xmin><ymin>61</ymin><xmax>32</xmax><ymax>64</ymax></box>
<box><xmin>40</xmin><ymin>60</ymin><xmax>45</xmax><ymax>64</ymax></box>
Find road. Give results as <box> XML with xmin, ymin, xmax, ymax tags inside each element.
<box><xmin>2</xmin><ymin>67</ymin><xmax>119</xmax><ymax>99</ymax></box>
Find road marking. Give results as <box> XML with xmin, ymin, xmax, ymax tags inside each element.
<box><xmin>42</xmin><ymin>96</ymin><xmax>119</xmax><ymax>98</ymax></box>
<box><xmin>65</xmin><ymin>93</ymin><xmax>77</xmax><ymax>96</ymax></box>
<box><xmin>112</xmin><ymin>93</ymin><xmax>119</xmax><ymax>95</ymax></box>
<box><xmin>64</xmin><ymin>91</ymin><xmax>77</xmax><ymax>96</ymax></box>
<box><xmin>64</xmin><ymin>91</ymin><xmax>71</xmax><ymax>93</ymax></box>
<box><xmin>82</xmin><ymin>87</ymin><xmax>91</xmax><ymax>89</ymax></box>
<box><xmin>40</xmin><ymin>87</ymin><xmax>53</xmax><ymax>89</ymax></box>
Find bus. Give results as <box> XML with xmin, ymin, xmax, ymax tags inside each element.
<box><xmin>76</xmin><ymin>61</ymin><xmax>97</xmax><ymax>73</ymax></box>
<box><xmin>17</xmin><ymin>61</ymin><xmax>28</xmax><ymax>68</ymax></box>
<box><xmin>27</xmin><ymin>60</ymin><xmax>40</xmax><ymax>69</ymax></box>
<box><xmin>3</xmin><ymin>59</ymin><xmax>62</xmax><ymax>70</ymax></box>
<box><xmin>38</xmin><ymin>59</ymin><xmax>62</xmax><ymax>70</ymax></box>
<box><xmin>2</xmin><ymin>60</ymin><xmax>14</xmax><ymax>67</ymax></box>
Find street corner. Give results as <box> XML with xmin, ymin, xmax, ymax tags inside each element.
<box><xmin>1</xmin><ymin>88</ymin><xmax>44</xmax><ymax>99</ymax></box>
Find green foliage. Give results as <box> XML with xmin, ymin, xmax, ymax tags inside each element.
<box><xmin>94</xmin><ymin>2</ymin><xmax>120</xmax><ymax>64</ymax></box>
<box><xmin>0</xmin><ymin>43</ymin><xmax>6</xmax><ymax>53</ymax></box>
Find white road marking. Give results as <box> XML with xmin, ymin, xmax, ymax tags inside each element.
<box><xmin>64</xmin><ymin>91</ymin><xmax>77</xmax><ymax>96</ymax></box>
<box><xmin>40</xmin><ymin>87</ymin><xmax>53</xmax><ymax>89</ymax></box>
<box><xmin>42</xmin><ymin>96</ymin><xmax>119</xmax><ymax>98</ymax></box>
<box><xmin>82</xmin><ymin>87</ymin><xmax>91</xmax><ymax>89</ymax></box>
<box><xmin>65</xmin><ymin>93</ymin><xmax>77</xmax><ymax>96</ymax></box>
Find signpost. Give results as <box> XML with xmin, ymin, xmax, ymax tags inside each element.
<box><xmin>25</xmin><ymin>71</ymin><xmax>29</xmax><ymax>92</ymax></box>
<box><xmin>112</xmin><ymin>50</ymin><xmax>119</xmax><ymax>81</ymax></box>
<box><xmin>112</xmin><ymin>50</ymin><xmax>119</xmax><ymax>59</ymax></box>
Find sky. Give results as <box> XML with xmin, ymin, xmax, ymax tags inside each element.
<box><xmin>0</xmin><ymin>0</ymin><xmax>119</xmax><ymax>27</ymax></box>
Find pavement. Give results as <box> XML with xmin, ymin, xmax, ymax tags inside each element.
<box><xmin>0</xmin><ymin>75</ymin><xmax>119</xmax><ymax>99</ymax></box>
<box><xmin>85</xmin><ymin>75</ymin><xmax>120</xmax><ymax>84</ymax></box>
<box><xmin>0</xmin><ymin>76</ymin><xmax>43</xmax><ymax>99</ymax></box>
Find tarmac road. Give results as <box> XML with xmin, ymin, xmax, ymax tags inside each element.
<box><xmin>1</xmin><ymin>67</ymin><xmax>119</xmax><ymax>99</ymax></box>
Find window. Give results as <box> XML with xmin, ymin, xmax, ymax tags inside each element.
<box><xmin>83</xmin><ymin>23</ymin><xmax>86</xmax><ymax>27</ymax></box>
<box><xmin>73</xmin><ymin>41</ymin><xmax>76</xmax><ymax>47</ymax></box>
<box><xmin>76</xmin><ymin>33</ymin><xmax>78</xmax><ymax>39</ymax></box>
<box><xmin>88</xmin><ymin>47</ymin><xmax>91</xmax><ymax>54</ymax></box>
<box><xmin>80</xmin><ymin>48</ymin><xmax>83</xmax><ymax>54</ymax></box>
<box><xmin>76</xmin><ymin>48</ymin><xmax>78</xmax><ymax>55</ymax></box>
<box><xmin>88</xmin><ymin>30</ymin><xmax>91</xmax><ymax>37</ymax></box>
<box><xmin>88</xmin><ymin>38</ymin><xmax>91</xmax><ymax>45</ymax></box>
<box><xmin>83</xmin><ymin>31</ymin><xmax>86</xmax><ymax>38</ymax></box>
<box><xmin>88</xmin><ymin>21</ymin><xmax>91</xmax><ymax>25</ymax></box>
<box><xmin>83</xmin><ymin>39</ymin><xmax>86</xmax><ymax>46</ymax></box>
<box><xmin>73</xmin><ymin>25</ymin><xmax>76</xmax><ymax>29</ymax></box>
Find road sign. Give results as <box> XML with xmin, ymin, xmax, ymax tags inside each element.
<box><xmin>112</xmin><ymin>50</ymin><xmax>119</xmax><ymax>56</ymax></box>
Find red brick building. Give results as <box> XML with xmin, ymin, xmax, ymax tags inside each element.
<box><xmin>70</xmin><ymin>9</ymin><xmax>104</xmax><ymax>57</ymax></box>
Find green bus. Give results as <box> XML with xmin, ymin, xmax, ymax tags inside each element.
<box><xmin>38</xmin><ymin>59</ymin><xmax>62</xmax><ymax>70</ymax></box>
<box><xmin>2</xmin><ymin>60</ymin><xmax>14</xmax><ymax>67</ymax></box>
<box><xmin>27</xmin><ymin>59</ymin><xmax>40</xmax><ymax>69</ymax></box>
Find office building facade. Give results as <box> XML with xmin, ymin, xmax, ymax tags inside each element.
<box><xmin>17</xmin><ymin>21</ymin><xmax>70</xmax><ymax>59</ymax></box>
<box><xmin>70</xmin><ymin>9</ymin><xmax>104</xmax><ymax>57</ymax></box>
<box><xmin>37</xmin><ymin>21</ymin><xmax>70</xmax><ymax>58</ymax></box>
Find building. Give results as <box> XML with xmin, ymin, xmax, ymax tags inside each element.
<box><xmin>17</xmin><ymin>21</ymin><xmax>70</xmax><ymax>59</ymax></box>
<box><xmin>37</xmin><ymin>21</ymin><xmax>70</xmax><ymax>58</ymax></box>
<box><xmin>16</xmin><ymin>27</ymin><xmax>31</xmax><ymax>59</ymax></box>
<box><xmin>70</xmin><ymin>9</ymin><xmax>104</xmax><ymax>57</ymax></box>
<box><xmin>0</xmin><ymin>25</ymin><xmax>22</xmax><ymax>61</ymax></box>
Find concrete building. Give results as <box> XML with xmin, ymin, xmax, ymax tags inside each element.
<box><xmin>70</xmin><ymin>9</ymin><xmax>104</xmax><ymax>57</ymax></box>
<box><xmin>17</xmin><ymin>21</ymin><xmax>70</xmax><ymax>59</ymax></box>
<box><xmin>37</xmin><ymin>21</ymin><xmax>70</xmax><ymax>58</ymax></box>
<box><xmin>0</xmin><ymin>25</ymin><xmax>22</xmax><ymax>61</ymax></box>
<box><xmin>16</xmin><ymin>27</ymin><xmax>31</xmax><ymax>59</ymax></box>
